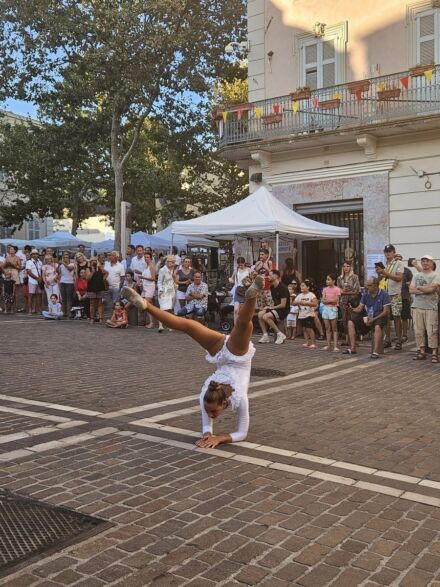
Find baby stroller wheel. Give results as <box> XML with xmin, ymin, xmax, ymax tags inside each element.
<box><xmin>220</xmin><ymin>320</ymin><xmax>232</xmax><ymax>333</ymax></box>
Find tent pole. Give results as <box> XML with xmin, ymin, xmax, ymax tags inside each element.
<box><xmin>275</xmin><ymin>231</ymin><xmax>279</xmax><ymax>268</ymax></box>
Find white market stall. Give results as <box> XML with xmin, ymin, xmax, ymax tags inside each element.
<box><xmin>171</xmin><ymin>186</ymin><xmax>349</xmax><ymax>265</ymax></box>
<box><xmin>154</xmin><ymin>225</ymin><xmax>219</xmax><ymax>249</ymax></box>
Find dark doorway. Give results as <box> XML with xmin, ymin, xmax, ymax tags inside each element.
<box><xmin>300</xmin><ymin>209</ymin><xmax>364</xmax><ymax>290</ymax></box>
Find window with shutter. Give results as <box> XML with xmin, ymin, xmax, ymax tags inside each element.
<box><xmin>296</xmin><ymin>24</ymin><xmax>346</xmax><ymax>89</ymax></box>
<box><xmin>411</xmin><ymin>6</ymin><xmax>439</xmax><ymax>65</ymax></box>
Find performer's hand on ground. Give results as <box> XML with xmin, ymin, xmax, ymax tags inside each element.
<box><xmin>195</xmin><ymin>434</ymin><xmax>222</xmax><ymax>449</ymax></box>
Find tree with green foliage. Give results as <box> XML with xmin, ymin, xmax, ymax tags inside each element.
<box><xmin>0</xmin><ymin>114</ymin><xmax>110</xmax><ymax>234</ymax></box>
<box><xmin>0</xmin><ymin>0</ymin><xmax>246</xmax><ymax>248</ymax></box>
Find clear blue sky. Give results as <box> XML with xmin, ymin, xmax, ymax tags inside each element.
<box><xmin>2</xmin><ymin>98</ymin><xmax>38</xmax><ymax>119</ymax></box>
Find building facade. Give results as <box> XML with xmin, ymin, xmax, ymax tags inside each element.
<box><xmin>0</xmin><ymin>110</ymin><xmax>51</xmax><ymax>241</ymax></box>
<box><xmin>218</xmin><ymin>0</ymin><xmax>440</xmax><ymax>283</ymax></box>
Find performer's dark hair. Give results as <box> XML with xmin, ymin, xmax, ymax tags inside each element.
<box><xmin>204</xmin><ymin>381</ymin><xmax>228</xmax><ymax>405</ymax></box>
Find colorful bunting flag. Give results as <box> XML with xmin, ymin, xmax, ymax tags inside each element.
<box><xmin>312</xmin><ymin>98</ymin><xmax>319</xmax><ymax>108</ymax></box>
<box><xmin>400</xmin><ymin>76</ymin><xmax>409</xmax><ymax>89</ymax></box>
<box><xmin>254</xmin><ymin>107</ymin><xmax>262</xmax><ymax>118</ymax></box>
<box><xmin>292</xmin><ymin>100</ymin><xmax>299</xmax><ymax>113</ymax></box>
<box><xmin>332</xmin><ymin>93</ymin><xmax>341</xmax><ymax>100</ymax></box>
<box><xmin>378</xmin><ymin>82</ymin><xmax>385</xmax><ymax>91</ymax></box>
<box><xmin>222</xmin><ymin>111</ymin><xmax>228</xmax><ymax>122</ymax></box>
<box><xmin>273</xmin><ymin>103</ymin><xmax>280</xmax><ymax>114</ymax></box>
<box><xmin>424</xmin><ymin>69</ymin><xmax>434</xmax><ymax>83</ymax></box>
<box><xmin>355</xmin><ymin>89</ymin><xmax>362</xmax><ymax>102</ymax></box>
<box><xmin>237</xmin><ymin>109</ymin><xmax>243</xmax><ymax>121</ymax></box>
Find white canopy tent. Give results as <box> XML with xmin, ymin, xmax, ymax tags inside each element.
<box><xmin>154</xmin><ymin>225</ymin><xmax>219</xmax><ymax>249</ymax></box>
<box><xmin>172</xmin><ymin>186</ymin><xmax>349</xmax><ymax>265</ymax></box>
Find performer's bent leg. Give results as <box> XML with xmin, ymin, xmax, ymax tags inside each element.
<box><xmin>227</xmin><ymin>276</ymin><xmax>263</xmax><ymax>356</ymax></box>
<box><xmin>121</xmin><ymin>287</ymin><xmax>224</xmax><ymax>356</ymax></box>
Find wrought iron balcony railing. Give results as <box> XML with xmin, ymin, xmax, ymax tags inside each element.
<box><xmin>216</xmin><ymin>65</ymin><xmax>440</xmax><ymax>148</ymax></box>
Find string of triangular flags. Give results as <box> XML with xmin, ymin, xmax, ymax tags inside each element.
<box><xmin>217</xmin><ymin>68</ymin><xmax>435</xmax><ymax>121</ymax></box>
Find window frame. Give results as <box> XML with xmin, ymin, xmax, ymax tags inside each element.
<box><xmin>407</xmin><ymin>1</ymin><xmax>440</xmax><ymax>66</ymax></box>
<box><xmin>295</xmin><ymin>22</ymin><xmax>347</xmax><ymax>89</ymax></box>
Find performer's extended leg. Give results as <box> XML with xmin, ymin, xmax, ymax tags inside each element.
<box><xmin>226</xmin><ymin>277</ymin><xmax>263</xmax><ymax>356</ymax></box>
<box><xmin>121</xmin><ymin>287</ymin><xmax>224</xmax><ymax>356</ymax></box>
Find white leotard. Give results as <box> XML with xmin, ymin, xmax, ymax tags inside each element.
<box><xmin>199</xmin><ymin>336</ymin><xmax>255</xmax><ymax>442</ymax></box>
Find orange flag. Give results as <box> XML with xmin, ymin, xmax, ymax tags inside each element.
<box><xmin>400</xmin><ymin>76</ymin><xmax>409</xmax><ymax>89</ymax></box>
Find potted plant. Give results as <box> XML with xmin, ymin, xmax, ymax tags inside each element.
<box><xmin>319</xmin><ymin>97</ymin><xmax>341</xmax><ymax>109</ymax></box>
<box><xmin>261</xmin><ymin>113</ymin><xmax>283</xmax><ymax>125</ymax></box>
<box><xmin>347</xmin><ymin>79</ymin><xmax>371</xmax><ymax>94</ymax></box>
<box><xmin>410</xmin><ymin>63</ymin><xmax>435</xmax><ymax>77</ymax></box>
<box><xmin>291</xmin><ymin>86</ymin><xmax>311</xmax><ymax>101</ymax></box>
<box><xmin>377</xmin><ymin>87</ymin><xmax>401</xmax><ymax>100</ymax></box>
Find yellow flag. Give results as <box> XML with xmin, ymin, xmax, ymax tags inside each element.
<box><xmin>292</xmin><ymin>100</ymin><xmax>299</xmax><ymax>113</ymax></box>
<box><xmin>332</xmin><ymin>93</ymin><xmax>341</xmax><ymax>100</ymax></box>
<box><xmin>378</xmin><ymin>82</ymin><xmax>385</xmax><ymax>91</ymax></box>
<box><xmin>222</xmin><ymin>111</ymin><xmax>228</xmax><ymax>122</ymax></box>
<box><xmin>424</xmin><ymin>69</ymin><xmax>434</xmax><ymax>83</ymax></box>
<box><xmin>254</xmin><ymin>107</ymin><xmax>262</xmax><ymax>118</ymax></box>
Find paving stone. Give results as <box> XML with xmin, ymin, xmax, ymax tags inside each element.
<box><xmin>399</xmin><ymin>568</ymin><xmax>434</xmax><ymax>587</ymax></box>
<box><xmin>234</xmin><ymin>565</ymin><xmax>269</xmax><ymax>585</ymax></box>
<box><xmin>294</xmin><ymin>544</ymin><xmax>331</xmax><ymax>566</ymax></box>
<box><xmin>296</xmin><ymin>563</ymin><xmax>340</xmax><ymax>586</ymax></box>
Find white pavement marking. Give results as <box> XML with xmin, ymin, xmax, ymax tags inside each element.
<box><xmin>99</xmin><ymin>359</ymin><xmax>359</xmax><ymax>420</ymax></box>
<box><xmin>117</xmin><ymin>431</ymin><xmax>440</xmax><ymax>508</ymax></box>
<box><xmin>133</xmin><ymin>362</ymin><xmax>375</xmax><ymax>424</ymax></box>
<box><xmin>0</xmin><ymin>428</ymin><xmax>118</xmax><ymax>462</ymax></box>
<box><xmin>128</xmin><ymin>420</ymin><xmax>440</xmax><ymax>505</ymax></box>
<box><xmin>0</xmin><ymin>394</ymin><xmax>102</xmax><ymax>416</ymax></box>
<box><xmin>0</xmin><ymin>405</ymin><xmax>71</xmax><ymax>423</ymax></box>
<box><xmin>0</xmin><ymin>421</ymin><xmax>86</xmax><ymax>445</ymax></box>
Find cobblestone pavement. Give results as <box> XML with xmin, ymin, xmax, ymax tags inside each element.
<box><xmin>1</xmin><ymin>314</ymin><xmax>439</xmax><ymax>586</ymax></box>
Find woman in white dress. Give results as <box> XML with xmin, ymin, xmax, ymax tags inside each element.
<box><xmin>138</xmin><ymin>252</ymin><xmax>156</xmax><ymax>328</ymax></box>
<box><xmin>121</xmin><ymin>275</ymin><xmax>263</xmax><ymax>448</ymax></box>
<box><xmin>157</xmin><ymin>255</ymin><xmax>177</xmax><ymax>332</ymax></box>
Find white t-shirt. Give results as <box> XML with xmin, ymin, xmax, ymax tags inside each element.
<box><xmin>130</xmin><ymin>256</ymin><xmax>147</xmax><ymax>282</ymax></box>
<box><xmin>59</xmin><ymin>263</ymin><xmax>75</xmax><ymax>284</ymax></box>
<box><xmin>106</xmin><ymin>261</ymin><xmax>125</xmax><ymax>288</ymax></box>
<box><xmin>295</xmin><ymin>292</ymin><xmax>317</xmax><ymax>319</ymax></box>
<box><xmin>386</xmin><ymin>259</ymin><xmax>405</xmax><ymax>296</ymax></box>
<box><xmin>26</xmin><ymin>259</ymin><xmax>43</xmax><ymax>285</ymax></box>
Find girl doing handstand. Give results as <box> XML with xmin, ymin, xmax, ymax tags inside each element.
<box><xmin>121</xmin><ymin>275</ymin><xmax>263</xmax><ymax>449</ymax></box>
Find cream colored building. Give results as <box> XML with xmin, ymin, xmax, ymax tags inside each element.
<box><xmin>0</xmin><ymin>110</ymin><xmax>52</xmax><ymax>241</ymax></box>
<box><xmin>219</xmin><ymin>0</ymin><xmax>440</xmax><ymax>283</ymax></box>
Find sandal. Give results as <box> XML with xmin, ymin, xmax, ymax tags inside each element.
<box><xmin>401</xmin><ymin>336</ymin><xmax>408</xmax><ymax>343</ymax></box>
<box><xmin>342</xmin><ymin>349</ymin><xmax>357</xmax><ymax>355</ymax></box>
<box><xmin>413</xmin><ymin>351</ymin><xmax>426</xmax><ymax>360</ymax></box>
<box><xmin>431</xmin><ymin>354</ymin><xmax>439</xmax><ymax>364</ymax></box>
<box><xmin>370</xmin><ymin>353</ymin><xmax>380</xmax><ymax>359</ymax></box>
<box><xmin>394</xmin><ymin>342</ymin><xmax>402</xmax><ymax>351</ymax></box>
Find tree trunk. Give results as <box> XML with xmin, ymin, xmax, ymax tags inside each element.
<box><xmin>113</xmin><ymin>162</ymin><xmax>123</xmax><ymax>252</ymax></box>
<box><xmin>71</xmin><ymin>191</ymin><xmax>80</xmax><ymax>236</ymax></box>
<box><xmin>111</xmin><ymin>114</ymin><xmax>123</xmax><ymax>252</ymax></box>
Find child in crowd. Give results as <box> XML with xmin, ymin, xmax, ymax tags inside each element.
<box><xmin>321</xmin><ymin>273</ymin><xmax>342</xmax><ymax>352</ymax></box>
<box><xmin>106</xmin><ymin>301</ymin><xmax>128</xmax><ymax>328</ymax></box>
<box><xmin>42</xmin><ymin>294</ymin><xmax>63</xmax><ymax>320</ymax></box>
<box><xmin>1</xmin><ymin>269</ymin><xmax>16</xmax><ymax>313</ymax></box>
<box><xmin>286</xmin><ymin>281</ymin><xmax>299</xmax><ymax>340</ymax></box>
<box><xmin>293</xmin><ymin>280</ymin><xmax>318</xmax><ymax>349</ymax></box>
<box><xmin>71</xmin><ymin>268</ymin><xmax>89</xmax><ymax>319</ymax></box>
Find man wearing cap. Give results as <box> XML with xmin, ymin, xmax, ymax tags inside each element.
<box><xmin>375</xmin><ymin>245</ymin><xmax>404</xmax><ymax>350</ymax></box>
<box><xmin>26</xmin><ymin>249</ymin><xmax>43</xmax><ymax>314</ymax></box>
<box><xmin>410</xmin><ymin>255</ymin><xmax>440</xmax><ymax>363</ymax></box>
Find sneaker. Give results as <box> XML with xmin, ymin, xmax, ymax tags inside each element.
<box><xmin>245</xmin><ymin>275</ymin><xmax>264</xmax><ymax>299</ymax></box>
<box><xmin>275</xmin><ymin>332</ymin><xmax>286</xmax><ymax>345</ymax></box>
<box><xmin>258</xmin><ymin>334</ymin><xmax>270</xmax><ymax>344</ymax></box>
<box><xmin>158</xmin><ymin>325</ymin><xmax>164</xmax><ymax>333</ymax></box>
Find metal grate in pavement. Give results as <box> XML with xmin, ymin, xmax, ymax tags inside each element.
<box><xmin>251</xmin><ymin>367</ymin><xmax>286</xmax><ymax>378</ymax></box>
<box><xmin>0</xmin><ymin>489</ymin><xmax>110</xmax><ymax>577</ymax></box>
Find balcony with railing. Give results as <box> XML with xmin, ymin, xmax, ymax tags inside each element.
<box><xmin>216</xmin><ymin>64</ymin><xmax>440</xmax><ymax>151</ymax></box>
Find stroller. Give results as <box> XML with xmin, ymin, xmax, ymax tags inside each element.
<box><xmin>70</xmin><ymin>304</ymin><xmax>87</xmax><ymax>320</ymax></box>
<box><xmin>207</xmin><ymin>285</ymin><xmax>234</xmax><ymax>332</ymax></box>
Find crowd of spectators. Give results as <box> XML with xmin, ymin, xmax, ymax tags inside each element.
<box><xmin>1</xmin><ymin>240</ymin><xmax>439</xmax><ymax>363</ymax></box>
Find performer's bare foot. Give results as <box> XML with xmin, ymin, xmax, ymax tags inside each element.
<box><xmin>245</xmin><ymin>275</ymin><xmax>264</xmax><ymax>299</ymax></box>
<box><xmin>120</xmin><ymin>287</ymin><xmax>147</xmax><ymax>310</ymax></box>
